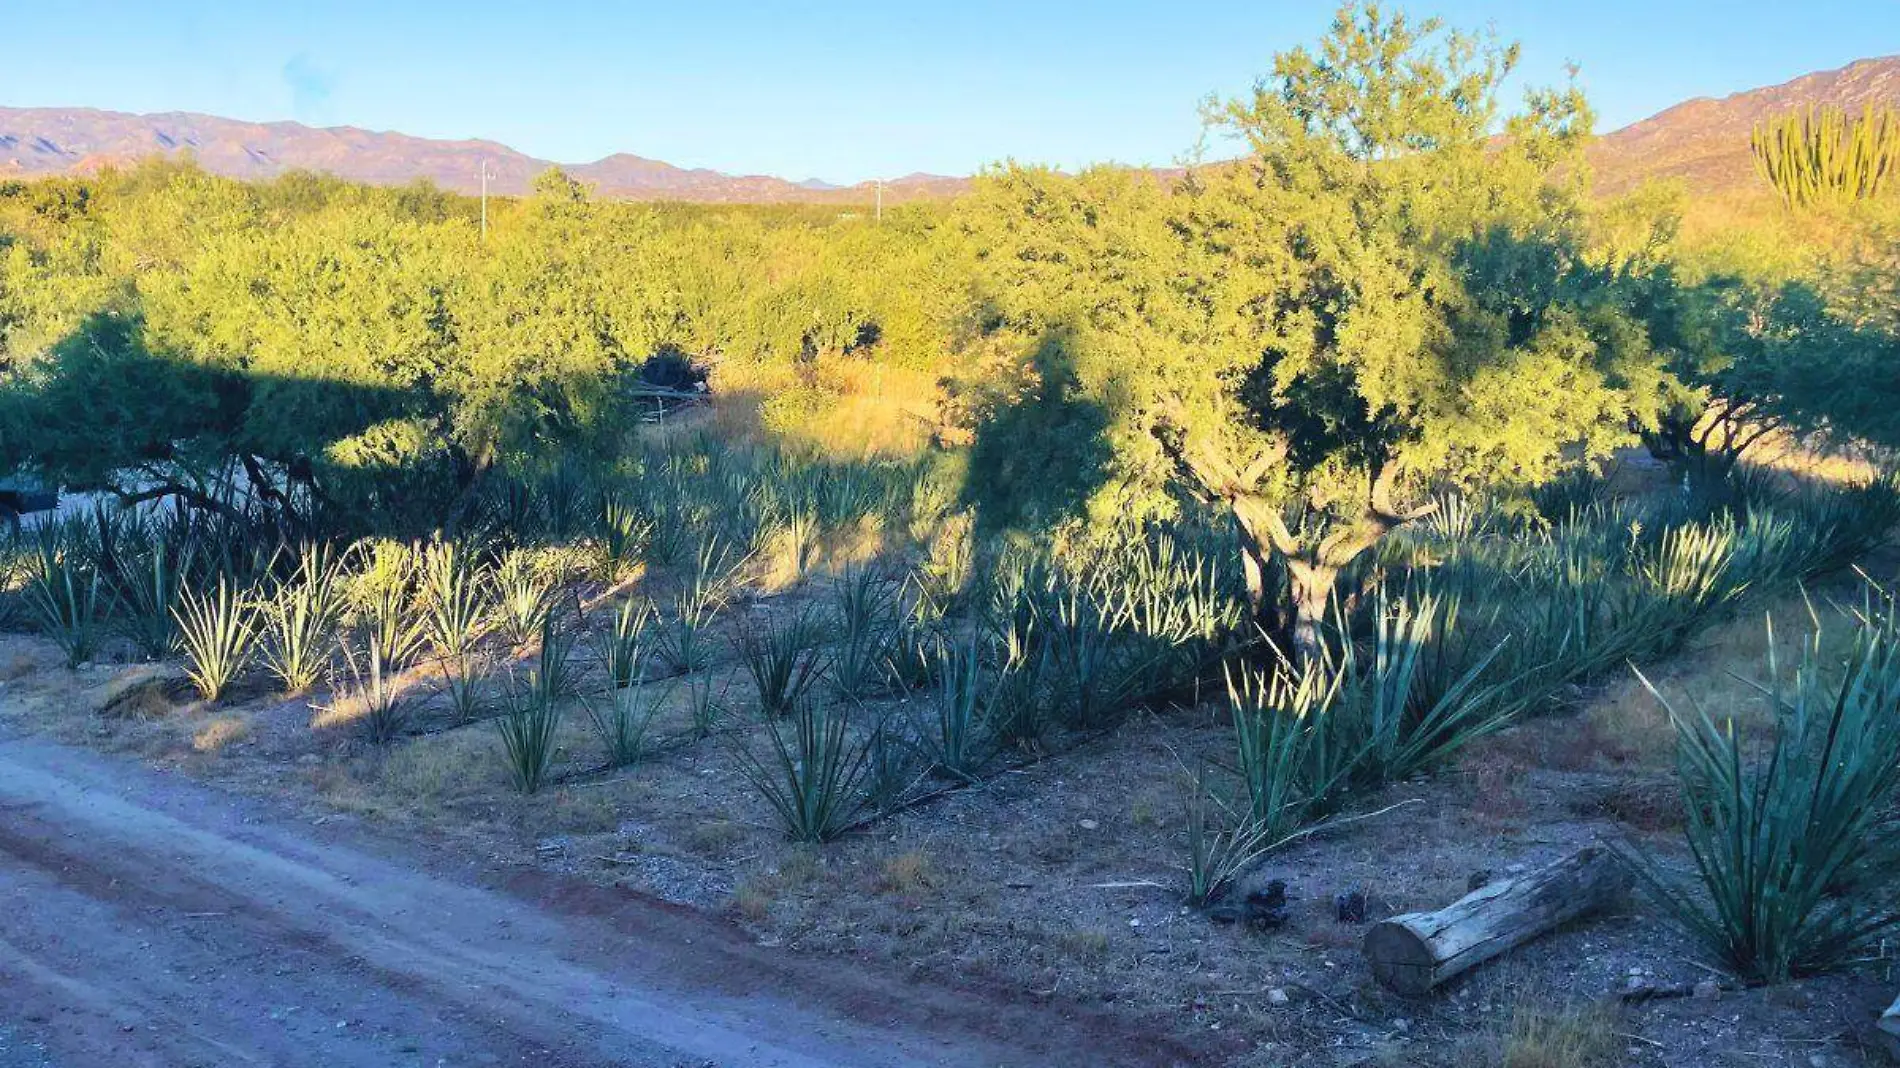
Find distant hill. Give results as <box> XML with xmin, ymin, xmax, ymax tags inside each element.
<box><xmin>1588</xmin><ymin>55</ymin><xmax>1900</xmax><ymax>196</ymax></box>
<box><xmin>0</xmin><ymin>106</ymin><xmax>959</xmax><ymax>205</ymax></box>
<box><xmin>2</xmin><ymin>56</ymin><xmax>1896</xmax><ymax>204</ymax></box>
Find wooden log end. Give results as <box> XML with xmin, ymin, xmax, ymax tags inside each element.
<box><xmin>1363</xmin><ymin>918</ymin><xmax>1438</xmax><ymax>997</ymax></box>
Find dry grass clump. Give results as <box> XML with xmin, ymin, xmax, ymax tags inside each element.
<box><xmin>191</xmin><ymin>715</ymin><xmax>252</xmax><ymax>753</ymax></box>
<box><xmin>1497</xmin><ymin>1001</ymin><xmax>1620</xmax><ymax>1068</ymax></box>
<box><xmin>874</xmin><ymin>849</ymin><xmax>936</xmax><ymax>895</ymax></box>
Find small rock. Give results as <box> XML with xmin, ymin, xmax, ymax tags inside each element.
<box><xmin>1078</xmin><ymin>819</ymin><xmax>1099</xmax><ymax>831</ymax></box>
<box><xmin>1266</xmin><ymin>988</ymin><xmax>1290</xmax><ymax>1006</ymax></box>
<box><xmin>1693</xmin><ymin>980</ymin><xmax>1721</xmax><ymax>1000</ymax></box>
<box><xmin>1467</xmin><ymin>870</ymin><xmax>1492</xmax><ymax>892</ymax></box>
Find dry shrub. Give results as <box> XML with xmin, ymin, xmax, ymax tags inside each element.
<box><xmin>1457</xmin><ymin>745</ymin><xmax>1532</xmax><ymax>821</ymax></box>
<box><xmin>732</xmin><ymin>880</ymin><xmax>774</xmax><ymax>923</ymax></box>
<box><xmin>1577</xmin><ymin>779</ymin><xmax>1683</xmax><ymax>833</ymax></box>
<box><xmin>376</xmin><ymin>732</ymin><xmax>497</xmax><ymax>804</ymax></box>
<box><xmin>875</xmin><ymin>850</ymin><xmax>935</xmax><ymax>895</ymax></box>
<box><xmin>97</xmin><ymin>671</ymin><xmax>188</xmax><ymax>720</ymax></box>
<box><xmin>1499</xmin><ymin>1001</ymin><xmax>1618</xmax><ymax>1068</ymax></box>
<box><xmin>192</xmin><ymin>716</ymin><xmax>251</xmax><ymax>753</ymax></box>
<box><xmin>687</xmin><ymin>819</ymin><xmax>747</xmax><ymax>856</ymax></box>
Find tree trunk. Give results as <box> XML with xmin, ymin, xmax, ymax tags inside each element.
<box><xmin>1362</xmin><ymin>846</ymin><xmax>1631</xmax><ymax>996</ymax></box>
<box><xmin>1236</xmin><ymin>522</ymin><xmax>1276</xmax><ymax>635</ymax></box>
<box><xmin>1285</xmin><ymin>558</ymin><xmax>1337</xmax><ymax>667</ymax></box>
<box><xmin>1230</xmin><ymin>495</ymin><xmax>1286</xmax><ymax>642</ymax></box>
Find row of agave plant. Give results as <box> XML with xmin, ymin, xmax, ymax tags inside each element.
<box><xmin>0</xmin><ymin>448</ymin><xmax>1250</xmax><ymax>814</ymax></box>
<box><xmin>6</xmin><ymin>451</ymin><xmax>1897</xmax><ymax>984</ymax></box>
<box><xmin>1188</xmin><ymin>470</ymin><xmax>1900</xmax><ymax>984</ymax></box>
<box><xmin>723</xmin><ymin>523</ymin><xmax>1250</xmax><ymax>842</ymax></box>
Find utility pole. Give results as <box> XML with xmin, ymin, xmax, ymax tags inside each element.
<box><xmin>478</xmin><ymin>159</ymin><xmax>494</xmax><ymax>241</ymax></box>
<box><xmin>875</xmin><ymin>178</ymin><xmax>883</xmax><ymax>224</ymax></box>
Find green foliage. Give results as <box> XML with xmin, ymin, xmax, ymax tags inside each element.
<box><xmin>582</xmin><ymin>677</ymin><xmax>663</xmax><ymax>768</ymax></box>
<box><xmin>593</xmin><ymin>597</ymin><xmax>655</xmax><ymax>690</ymax></box>
<box><xmin>535</xmin><ymin>602</ymin><xmax>582</xmax><ymax>702</ymax></box>
<box><xmin>334</xmin><ymin>621</ymin><xmax>416</xmax><ymax>744</ymax></box>
<box><xmin>736</xmin><ymin>700</ymin><xmax>870</xmax><ymax>843</ymax></box>
<box><xmin>173</xmin><ymin>573</ymin><xmax>260</xmax><ymax>702</ymax></box>
<box><xmin>914</xmin><ymin>633</ymin><xmax>994</xmax><ymax>783</ymax></box>
<box><xmin>493</xmin><ymin>548</ymin><xmax>555</xmax><ymax>646</ymax></box>
<box><xmin>1183</xmin><ymin>765</ymin><xmax>1279</xmax><ymax>908</ymax></box>
<box><xmin>737</xmin><ymin>606</ymin><xmax>829</xmax><ymax>719</ymax></box>
<box><xmin>113</xmin><ymin>532</ymin><xmax>193</xmax><ymax>660</ymax></box>
<box><xmin>260</xmin><ymin>546</ymin><xmax>345</xmax><ymax>694</ymax></box>
<box><xmin>497</xmin><ymin>669</ymin><xmax>566</xmax><ymax>794</ymax></box>
<box><xmin>25</xmin><ymin>533</ymin><xmax>107</xmax><ymax>668</ymax></box>
<box><xmin>955</xmin><ymin>4</ymin><xmax>1673</xmax><ymax>652</ymax></box>
<box><xmin>659</xmin><ymin>540</ymin><xmax>735</xmax><ymax>673</ymax></box>
<box><xmin>1751</xmin><ymin>106</ymin><xmax>1900</xmax><ymax>209</ymax></box>
<box><xmin>419</xmin><ymin>540</ymin><xmax>491</xmax><ymax>720</ymax></box>
<box><xmin>1623</xmin><ymin>607</ymin><xmax>1900</xmax><ymax>981</ymax></box>
<box><xmin>830</xmin><ymin>566</ymin><xmax>901</xmax><ymax>699</ymax></box>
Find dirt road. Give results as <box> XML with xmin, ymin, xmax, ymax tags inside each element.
<box><xmin>0</xmin><ymin>736</ymin><xmax>1199</xmax><ymax>1068</ymax></box>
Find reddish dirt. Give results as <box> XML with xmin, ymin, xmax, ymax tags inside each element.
<box><xmin>0</xmin><ymin>733</ymin><xmax>1216</xmax><ymax>1068</ymax></box>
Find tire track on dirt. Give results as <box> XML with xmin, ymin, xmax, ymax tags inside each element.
<box><xmin>0</xmin><ymin>736</ymin><xmax>1209</xmax><ymax>1067</ymax></box>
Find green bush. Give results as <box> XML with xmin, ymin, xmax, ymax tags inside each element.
<box><xmin>174</xmin><ymin>574</ymin><xmax>260</xmax><ymax>702</ymax></box>
<box><xmin>736</xmin><ymin>700</ymin><xmax>869</xmax><ymax>843</ymax></box>
<box><xmin>1623</xmin><ymin>605</ymin><xmax>1900</xmax><ymax>981</ymax></box>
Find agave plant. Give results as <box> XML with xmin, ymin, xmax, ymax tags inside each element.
<box><xmin>493</xmin><ymin>548</ymin><xmax>555</xmax><ymax>647</ymax></box>
<box><xmin>1227</xmin><ymin>661</ymin><xmax>1350</xmax><ymax>838</ymax></box>
<box><xmin>592</xmin><ymin>597</ymin><xmax>655</xmax><ymax>689</ymax></box>
<box><xmin>1336</xmin><ymin>592</ymin><xmax>1509</xmax><ymax>786</ymax></box>
<box><xmin>582</xmin><ymin>676</ymin><xmax>665</xmax><ymax>768</ymax></box>
<box><xmin>914</xmin><ymin>633</ymin><xmax>994</xmax><ymax>783</ymax></box>
<box><xmin>863</xmin><ymin>706</ymin><xmax>921</xmax><ymax>817</ymax></box>
<box><xmin>1183</xmin><ymin>764</ymin><xmax>1278</xmax><ymax>908</ymax></box>
<box><xmin>333</xmin><ymin>624</ymin><xmax>417</xmax><ymax>744</ymax></box>
<box><xmin>420</xmin><ymin>541</ymin><xmax>492</xmax><ymax>721</ymax></box>
<box><xmin>597</xmin><ymin>492</ymin><xmax>653</xmax><ymax>579</ymax></box>
<box><xmin>116</xmin><ymin>541</ymin><xmax>194</xmax><ymax>660</ymax></box>
<box><xmin>683</xmin><ymin>669</ymin><xmax>725</xmax><ymax>739</ymax></box>
<box><xmin>735</xmin><ymin>700</ymin><xmax>870</xmax><ymax>843</ymax></box>
<box><xmin>736</xmin><ymin>606</ymin><xmax>828</xmax><ymax>720</ymax></box>
<box><xmin>830</xmin><ymin>566</ymin><xmax>901</xmax><ymax>699</ymax></box>
<box><xmin>658</xmin><ymin>539</ymin><xmax>737</xmax><ymax>673</ymax></box>
<box><xmin>497</xmin><ymin>669</ymin><xmax>566</xmax><ymax>794</ymax></box>
<box><xmin>1622</xmin><ymin>608</ymin><xmax>1900</xmax><ymax>982</ymax></box>
<box><xmin>174</xmin><ymin>574</ymin><xmax>261</xmax><ymax>702</ymax></box>
<box><xmin>259</xmin><ymin>547</ymin><xmax>345</xmax><ymax>694</ymax></box>
<box><xmin>24</xmin><ymin>537</ymin><xmax>108</xmax><ymax>668</ymax></box>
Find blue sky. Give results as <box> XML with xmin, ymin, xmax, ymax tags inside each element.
<box><xmin>0</xmin><ymin>1</ymin><xmax>1892</xmax><ymax>183</ymax></box>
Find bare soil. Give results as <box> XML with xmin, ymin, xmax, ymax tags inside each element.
<box><xmin>0</xmin><ymin>576</ymin><xmax>1894</xmax><ymax>1067</ymax></box>
<box><xmin>0</xmin><ymin>730</ymin><xmax>1203</xmax><ymax>1067</ymax></box>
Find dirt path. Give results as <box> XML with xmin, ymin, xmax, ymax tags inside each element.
<box><xmin>0</xmin><ymin>736</ymin><xmax>1200</xmax><ymax>1068</ymax></box>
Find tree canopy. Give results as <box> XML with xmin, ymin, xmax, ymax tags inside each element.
<box><xmin>956</xmin><ymin>4</ymin><xmax>1681</xmax><ymax>655</ymax></box>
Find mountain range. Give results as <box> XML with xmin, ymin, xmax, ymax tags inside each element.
<box><xmin>3</xmin><ymin>56</ymin><xmax>1897</xmax><ymax>204</ymax></box>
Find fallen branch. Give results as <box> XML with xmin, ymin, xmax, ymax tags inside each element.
<box><xmin>1364</xmin><ymin>845</ymin><xmax>1631</xmax><ymax>996</ymax></box>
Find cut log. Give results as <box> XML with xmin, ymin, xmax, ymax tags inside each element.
<box><xmin>1363</xmin><ymin>845</ymin><xmax>1631</xmax><ymax>996</ymax></box>
<box><xmin>1879</xmin><ymin>992</ymin><xmax>1900</xmax><ymax>1061</ymax></box>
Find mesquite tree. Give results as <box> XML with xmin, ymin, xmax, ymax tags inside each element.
<box><xmin>960</xmin><ymin>3</ymin><xmax>1675</xmax><ymax>661</ymax></box>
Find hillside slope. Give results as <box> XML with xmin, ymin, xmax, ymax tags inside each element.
<box><xmin>2</xmin><ymin>56</ymin><xmax>1896</xmax><ymax>203</ymax></box>
<box><xmin>1588</xmin><ymin>55</ymin><xmax>1900</xmax><ymax>195</ymax></box>
<box><xmin>0</xmin><ymin>106</ymin><xmax>955</xmax><ymax>204</ymax></box>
